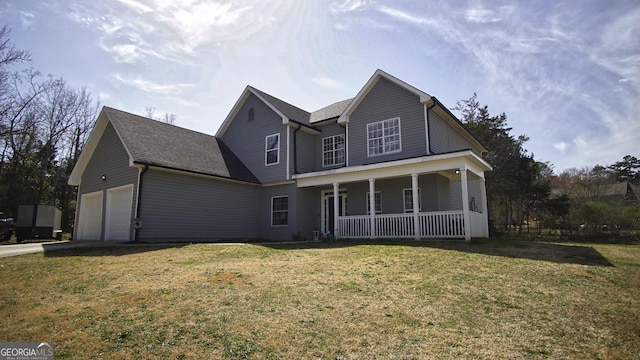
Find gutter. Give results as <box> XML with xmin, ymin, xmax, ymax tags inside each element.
<box><xmin>134</xmin><ymin>164</ymin><xmax>149</xmax><ymax>242</ymax></box>
<box><xmin>293</xmin><ymin>122</ymin><xmax>301</xmax><ymax>175</ymax></box>
<box><xmin>425</xmin><ymin>99</ymin><xmax>437</xmax><ymax>154</ymax></box>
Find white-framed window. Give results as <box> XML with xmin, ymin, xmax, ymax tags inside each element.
<box><xmin>403</xmin><ymin>188</ymin><xmax>421</xmax><ymax>213</ymax></box>
<box><xmin>323</xmin><ymin>134</ymin><xmax>345</xmax><ymax>167</ymax></box>
<box><xmin>271</xmin><ymin>195</ymin><xmax>288</xmax><ymax>226</ymax></box>
<box><xmin>366</xmin><ymin>191</ymin><xmax>382</xmax><ymax>214</ymax></box>
<box><xmin>367</xmin><ymin>117</ymin><xmax>401</xmax><ymax>157</ymax></box>
<box><xmin>265</xmin><ymin>133</ymin><xmax>279</xmax><ymax>165</ymax></box>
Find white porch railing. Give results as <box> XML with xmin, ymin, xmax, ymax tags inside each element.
<box><xmin>337</xmin><ymin>211</ymin><xmax>471</xmax><ymax>239</ymax></box>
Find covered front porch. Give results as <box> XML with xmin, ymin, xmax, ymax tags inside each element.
<box><xmin>293</xmin><ymin>150</ymin><xmax>492</xmax><ymax>241</ymax></box>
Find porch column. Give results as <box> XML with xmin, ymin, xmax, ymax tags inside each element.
<box><xmin>333</xmin><ymin>182</ymin><xmax>340</xmax><ymax>238</ymax></box>
<box><xmin>480</xmin><ymin>177</ymin><xmax>489</xmax><ymax>237</ymax></box>
<box><xmin>460</xmin><ymin>167</ymin><xmax>471</xmax><ymax>241</ymax></box>
<box><xmin>369</xmin><ymin>178</ymin><xmax>376</xmax><ymax>239</ymax></box>
<box><xmin>411</xmin><ymin>173</ymin><xmax>420</xmax><ymax>240</ymax></box>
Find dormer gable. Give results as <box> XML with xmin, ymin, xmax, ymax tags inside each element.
<box><xmin>338</xmin><ymin>69</ymin><xmax>432</xmax><ymax>124</ymax></box>
<box><xmin>216</xmin><ymin>86</ymin><xmax>319</xmax><ymax>138</ymax></box>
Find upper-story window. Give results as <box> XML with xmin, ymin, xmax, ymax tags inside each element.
<box><xmin>367</xmin><ymin>117</ymin><xmax>401</xmax><ymax>157</ymax></box>
<box><xmin>265</xmin><ymin>133</ymin><xmax>279</xmax><ymax>165</ymax></box>
<box><xmin>248</xmin><ymin>108</ymin><xmax>255</xmax><ymax>122</ymax></box>
<box><xmin>323</xmin><ymin>134</ymin><xmax>345</xmax><ymax>167</ymax></box>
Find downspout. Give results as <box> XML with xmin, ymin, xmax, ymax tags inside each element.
<box><xmin>425</xmin><ymin>98</ymin><xmax>437</xmax><ymax>154</ymax></box>
<box><xmin>134</xmin><ymin>164</ymin><xmax>149</xmax><ymax>242</ymax></box>
<box><xmin>293</xmin><ymin>123</ymin><xmax>301</xmax><ymax>175</ymax></box>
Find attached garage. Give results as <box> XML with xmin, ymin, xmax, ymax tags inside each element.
<box><xmin>78</xmin><ymin>191</ymin><xmax>103</xmax><ymax>240</ymax></box>
<box><xmin>105</xmin><ymin>184</ymin><xmax>134</xmax><ymax>240</ymax></box>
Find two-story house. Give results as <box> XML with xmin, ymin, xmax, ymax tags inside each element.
<box><xmin>69</xmin><ymin>70</ymin><xmax>492</xmax><ymax>242</ymax></box>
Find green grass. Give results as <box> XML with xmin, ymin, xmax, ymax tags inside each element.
<box><xmin>1</xmin><ymin>239</ymin><xmax>639</xmax><ymax>359</ymax></box>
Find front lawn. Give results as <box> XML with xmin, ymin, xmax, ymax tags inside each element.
<box><xmin>1</xmin><ymin>239</ymin><xmax>639</xmax><ymax>359</ymax></box>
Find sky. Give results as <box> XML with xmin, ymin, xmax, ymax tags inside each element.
<box><xmin>1</xmin><ymin>0</ymin><xmax>638</xmax><ymax>172</ymax></box>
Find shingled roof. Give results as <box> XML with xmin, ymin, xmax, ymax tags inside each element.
<box><xmin>310</xmin><ymin>98</ymin><xmax>352</xmax><ymax>123</ymax></box>
<box><xmin>70</xmin><ymin>107</ymin><xmax>259</xmax><ymax>184</ymax></box>
<box><xmin>250</xmin><ymin>87</ymin><xmax>312</xmax><ymax>124</ymax></box>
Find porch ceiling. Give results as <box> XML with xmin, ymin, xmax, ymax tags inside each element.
<box><xmin>293</xmin><ymin>150</ymin><xmax>492</xmax><ymax>187</ymax></box>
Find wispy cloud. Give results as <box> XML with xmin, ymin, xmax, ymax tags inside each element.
<box><xmin>374</xmin><ymin>2</ymin><xmax>639</xmax><ymax>169</ymax></box>
<box><xmin>19</xmin><ymin>10</ymin><xmax>34</xmax><ymax>29</ymax></box>
<box><xmin>312</xmin><ymin>74</ymin><xmax>344</xmax><ymax>89</ymax></box>
<box><xmin>113</xmin><ymin>74</ymin><xmax>193</xmax><ymax>95</ymax></box>
<box><xmin>330</xmin><ymin>0</ymin><xmax>372</xmax><ymax>14</ymax></box>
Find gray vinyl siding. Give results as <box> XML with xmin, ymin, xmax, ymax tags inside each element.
<box><xmin>220</xmin><ymin>93</ymin><xmax>287</xmax><ymax>183</ymax></box>
<box><xmin>467</xmin><ymin>179</ymin><xmax>483</xmax><ymax>212</ymax></box>
<box><xmin>138</xmin><ymin>169</ymin><xmax>260</xmax><ymax>240</ymax></box>
<box><xmin>295</xmin><ymin>187</ymin><xmax>318</xmax><ymax>240</ymax></box>
<box><xmin>294</xmin><ymin>130</ymin><xmax>316</xmax><ymax>175</ymax></box>
<box><xmin>343</xmin><ymin>174</ymin><xmax>451</xmax><ymax>216</ymax></box>
<box><xmin>261</xmin><ymin>183</ymin><xmax>298</xmax><ymax>240</ymax></box>
<box><xmin>348</xmin><ymin>78</ymin><xmax>426</xmax><ymax>166</ymax></box>
<box><xmin>448</xmin><ymin>178</ymin><xmax>483</xmax><ymax>212</ymax></box>
<box><xmin>429</xmin><ymin>111</ymin><xmax>475</xmax><ymax>154</ymax></box>
<box><xmin>449</xmin><ymin>181</ymin><xmax>463</xmax><ymax>211</ymax></box>
<box><xmin>77</xmin><ymin>122</ymin><xmax>138</xmax><ymax>240</ymax></box>
<box><xmin>315</xmin><ymin>122</ymin><xmax>346</xmax><ymax>171</ymax></box>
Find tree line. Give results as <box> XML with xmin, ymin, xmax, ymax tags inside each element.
<box><xmin>454</xmin><ymin>93</ymin><xmax>640</xmax><ymax>236</ymax></box>
<box><xmin>0</xmin><ymin>25</ymin><xmax>99</xmax><ymax>232</ymax></box>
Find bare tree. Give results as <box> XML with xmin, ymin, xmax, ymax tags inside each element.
<box><xmin>144</xmin><ymin>106</ymin><xmax>176</xmax><ymax>125</ymax></box>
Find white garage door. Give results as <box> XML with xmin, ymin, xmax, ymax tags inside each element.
<box><xmin>79</xmin><ymin>191</ymin><xmax>103</xmax><ymax>240</ymax></box>
<box><xmin>105</xmin><ymin>185</ymin><xmax>134</xmax><ymax>241</ymax></box>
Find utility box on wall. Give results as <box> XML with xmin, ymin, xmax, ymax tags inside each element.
<box><xmin>16</xmin><ymin>204</ymin><xmax>62</xmax><ymax>242</ymax></box>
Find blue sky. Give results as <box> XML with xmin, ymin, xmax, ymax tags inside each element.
<box><xmin>2</xmin><ymin>0</ymin><xmax>638</xmax><ymax>172</ymax></box>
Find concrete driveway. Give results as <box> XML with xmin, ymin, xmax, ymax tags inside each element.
<box><xmin>0</xmin><ymin>241</ymin><xmax>126</xmax><ymax>258</ymax></box>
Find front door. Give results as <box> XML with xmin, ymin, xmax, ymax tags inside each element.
<box><xmin>321</xmin><ymin>190</ymin><xmax>347</xmax><ymax>236</ymax></box>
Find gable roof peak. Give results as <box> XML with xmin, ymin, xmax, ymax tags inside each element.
<box><xmin>69</xmin><ymin>106</ymin><xmax>259</xmax><ymax>185</ymax></box>
<box><xmin>338</xmin><ymin>69</ymin><xmax>432</xmax><ymax>124</ymax></box>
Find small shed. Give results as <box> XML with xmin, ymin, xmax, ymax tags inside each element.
<box><xmin>16</xmin><ymin>205</ymin><xmax>62</xmax><ymax>241</ymax></box>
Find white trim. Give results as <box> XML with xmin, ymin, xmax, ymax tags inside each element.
<box><xmin>403</xmin><ymin>187</ymin><xmax>421</xmax><ymax>213</ymax></box>
<box><xmin>286</xmin><ymin>126</ymin><xmax>291</xmax><ymax>179</ymax></box>
<box><xmin>366</xmin><ymin>191</ymin><xmax>382</xmax><ymax>214</ymax></box>
<box><xmin>293</xmin><ymin>150</ymin><xmax>491</xmax><ymax>188</ymax></box>
<box><xmin>345</xmin><ymin>123</ymin><xmax>350</xmax><ymax>167</ymax></box>
<box><xmin>366</xmin><ymin>117</ymin><xmax>401</xmax><ymax>157</ymax></box>
<box><xmin>78</xmin><ymin>190</ymin><xmax>103</xmax><ymax>240</ymax></box>
<box><xmin>321</xmin><ymin>188</ymin><xmax>347</xmax><ymax>235</ymax></box>
<box><xmin>104</xmin><ymin>184</ymin><xmax>134</xmax><ymax>241</ymax></box>
<box><xmin>424</xmin><ymin>103</ymin><xmax>430</xmax><ymax>154</ymax></box>
<box><xmin>265</xmin><ymin>133</ymin><xmax>280</xmax><ymax>166</ymax></box>
<box><xmin>216</xmin><ymin>86</ymin><xmax>288</xmax><ymax>137</ymax></box>
<box><xmin>68</xmin><ymin>108</ymin><xmax>137</xmax><ymax>185</ymax></box>
<box><xmin>271</xmin><ymin>195</ymin><xmax>289</xmax><ymax>227</ymax></box>
<box><xmin>322</xmin><ymin>134</ymin><xmax>346</xmax><ymax>167</ymax></box>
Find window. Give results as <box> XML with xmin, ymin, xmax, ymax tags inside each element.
<box><xmin>367</xmin><ymin>117</ymin><xmax>401</xmax><ymax>157</ymax></box>
<box><xmin>265</xmin><ymin>133</ymin><xmax>279</xmax><ymax>165</ymax></box>
<box><xmin>366</xmin><ymin>191</ymin><xmax>381</xmax><ymax>214</ymax></box>
<box><xmin>248</xmin><ymin>108</ymin><xmax>255</xmax><ymax>122</ymax></box>
<box><xmin>323</xmin><ymin>134</ymin><xmax>345</xmax><ymax>167</ymax></box>
<box><xmin>403</xmin><ymin>188</ymin><xmax>421</xmax><ymax>213</ymax></box>
<box><xmin>272</xmin><ymin>196</ymin><xmax>288</xmax><ymax>226</ymax></box>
